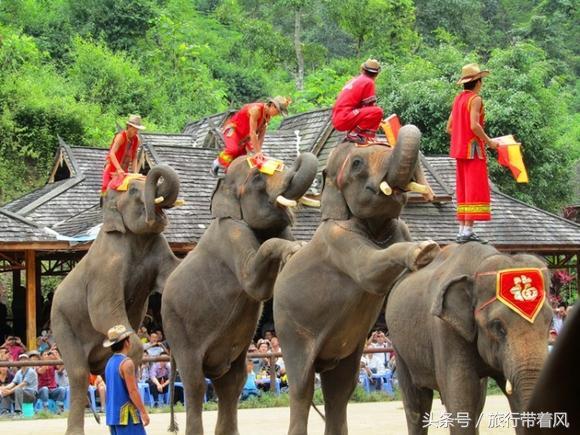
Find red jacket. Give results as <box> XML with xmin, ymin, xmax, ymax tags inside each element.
<box><xmin>332</xmin><ymin>74</ymin><xmax>377</xmax><ymax>126</ymax></box>
<box><xmin>450</xmin><ymin>91</ymin><xmax>485</xmax><ymax>159</ymax></box>
<box><xmin>106</xmin><ymin>130</ymin><xmax>139</xmax><ymax>170</ymax></box>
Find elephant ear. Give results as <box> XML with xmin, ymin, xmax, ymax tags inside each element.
<box><xmin>320</xmin><ymin>169</ymin><xmax>350</xmax><ymax>221</ymax></box>
<box><xmin>211</xmin><ymin>177</ymin><xmax>242</xmax><ymax>219</ymax></box>
<box><xmin>101</xmin><ymin>194</ymin><xmax>126</xmax><ymax>233</ymax></box>
<box><xmin>430</xmin><ymin>275</ymin><xmax>476</xmax><ymax>342</ymax></box>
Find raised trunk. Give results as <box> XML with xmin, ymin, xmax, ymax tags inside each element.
<box><xmin>281</xmin><ymin>152</ymin><xmax>318</xmax><ymax>200</ymax></box>
<box><xmin>144</xmin><ymin>165</ymin><xmax>180</xmax><ymax>224</ymax></box>
<box><xmin>385</xmin><ymin>124</ymin><xmax>421</xmax><ymax>189</ymax></box>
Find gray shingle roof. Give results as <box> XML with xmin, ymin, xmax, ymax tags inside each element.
<box><xmin>279</xmin><ymin>108</ymin><xmax>332</xmax><ymax>154</ymax></box>
<box><xmin>1</xmin><ymin>114</ymin><xmax>578</xmax><ymax>252</ymax></box>
<box><xmin>182</xmin><ymin>111</ymin><xmax>234</xmax><ymax>147</ymax></box>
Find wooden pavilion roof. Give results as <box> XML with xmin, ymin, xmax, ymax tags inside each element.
<box><xmin>1</xmin><ymin>110</ymin><xmax>579</xmax><ymax>253</ymax></box>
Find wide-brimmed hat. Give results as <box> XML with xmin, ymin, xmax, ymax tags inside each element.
<box><xmin>127</xmin><ymin>114</ymin><xmax>146</xmax><ymax>130</ymax></box>
<box><xmin>456</xmin><ymin>63</ymin><xmax>490</xmax><ymax>84</ymax></box>
<box><xmin>361</xmin><ymin>59</ymin><xmax>381</xmax><ymax>74</ymax></box>
<box><xmin>103</xmin><ymin>325</ymin><xmax>133</xmax><ymax>348</ymax></box>
<box><xmin>18</xmin><ymin>353</ymin><xmax>29</xmax><ymax>359</ymax></box>
<box><xmin>267</xmin><ymin>96</ymin><xmax>291</xmax><ymax>116</ymax></box>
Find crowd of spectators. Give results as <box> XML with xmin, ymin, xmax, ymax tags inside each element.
<box><xmin>548</xmin><ymin>302</ymin><xmax>574</xmax><ymax>352</ymax></box>
<box><xmin>0</xmin><ymin>333</ymin><xmax>67</xmax><ymax>416</ymax></box>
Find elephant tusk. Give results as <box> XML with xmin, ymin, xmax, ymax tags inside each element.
<box><xmin>380</xmin><ymin>181</ymin><xmax>392</xmax><ymax>196</ymax></box>
<box><xmin>173</xmin><ymin>199</ymin><xmax>186</xmax><ymax>207</ymax></box>
<box><xmin>276</xmin><ymin>195</ymin><xmax>297</xmax><ymax>208</ymax></box>
<box><xmin>406</xmin><ymin>181</ymin><xmax>429</xmax><ymax>194</ymax></box>
<box><xmin>505</xmin><ymin>380</ymin><xmax>513</xmax><ymax>395</ymax></box>
<box><xmin>299</xmin><ymin>196</ymin><xmax>321</xmax><ymax>208</ymax></box>
<box><xmin>154</xmin><ymin>196</ymin><xmax>165</xmax><ymax>204</ymax></box>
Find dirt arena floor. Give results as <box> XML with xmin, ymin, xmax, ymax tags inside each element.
<box><xmin>0</xmin><ymin>395</ymin><xmax>517</xmax><ymax>434</ymax></box>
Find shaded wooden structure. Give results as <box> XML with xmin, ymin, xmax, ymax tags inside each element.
<box><xmin>1</xmin><ymin>109</ymin><xmax>579</xmax><ymax>348</ymax></box>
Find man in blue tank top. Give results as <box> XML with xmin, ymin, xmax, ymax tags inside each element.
<box><xmin>103</xmin><ymin>325</ymin><xmax>150</xmax><ymax>435</ymax></box>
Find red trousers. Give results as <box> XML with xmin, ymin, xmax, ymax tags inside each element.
<box><xmin>332</xmin><ymin>106</ymin><xmax>384</xmax><ymax>138</ymax></box>
<box><xmin>218</xmin><ymin>127</ymin><xmax>251</xmax><ymax>168</ymax></box>
<box><xmin>455</xmin><ymin>158</ymin><xmax>491</xmax><ymax>221</ymax></box>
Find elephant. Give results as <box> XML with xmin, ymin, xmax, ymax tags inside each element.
<box><xmin>273</xmin><ymin>125</ymin><xmax>440</xmax><ymax>435</ymax></box>
<box><xmin>162</xmin><ymin>152</ymin><xmax>318</xmax><ymax>435</ymax></box>
<box><xmin>385</xmin><ymin>242</ymin><xmax>552</xmax><ymax>435</ymax></box>
<box><xmin>526</xmin><ymin>300</ymin><xmax>580</xmax><ymax>434</ymax></box>
<box><xmin>51</xmin><ymin>165</ymin><xmax>181</xmax><ymax>435</ymax></box>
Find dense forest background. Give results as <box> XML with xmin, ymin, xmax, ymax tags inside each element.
<box><xmin>0</xmin><ymin>0</ymin><xmax>577</xmax><ymax>212</ymax></box>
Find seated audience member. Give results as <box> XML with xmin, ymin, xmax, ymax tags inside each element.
<box><xmin>37</xmin><ymin>331</ymin><xmax>52</xmax><ymax>353</ymax></box>
<box><xmin>37</xmin><ymin>350</ymin><xmax>65</xmax><ymax>412</ymax></box>
<box><xmin>263</xmin><ymin>330</ymin><xmax>275</xmax><ymax>342</ymax></box>
<box><xmin>139</xmin><ymin>351</ymin><xmax>151</xmax><ymax>384</ymax></box>
<box><xmin>88</xmin><ymin>373</ymin><xmax>106</xmax><ymax>412</ymax></box>
<box><xmin>0</xmin><ymin>352</ymin><xmax>14</xmax><ymax>415</ymax></box>
<box><xmin>144</xmin><ymin>332</ymin><xmax>166</xmax><ymax>357</ymax></box>
<box><xmin>551</xmin><ymin>304</ymin><xmax>566</xmax><ymax>334</ymax></box>
<box><xmin>148</xmin><ymin>351</ymin><xmax>171</xmax><ymax>405</ymax></box>
<box><xmin>137</xmin><ymin>326</ymin><xmax>150</xmax><ymax>344</ymax></box>
<box><xmin>241</xmin><ymin>360</ymin><xmax>260</xmax><ymax>400</ymax></box>
<box><xmin>370</xmin><ymin>330</ymin><xmax>391</xmax><ymax>367</ymax></box>
<box><xmin>3</xmin><ymin>336</ymin><xmax>26</xmax><ymax>361</ymax></box>
<box><xmin>359</xmin><ymin>358</ymin><xmax>373</xmax><ymax>384</ymax></box>
<box><xmin>255</xmin><ymin>339</ymin><xmax>281</xmax><ymax>391</ymax></box>
<box><xmin>0</xmin><ymin>352</ymin><xmax>38</xmax><ymax>415</ymax></box>
<box><xmin>247</xmin><ymin>342</ymin><xmax>261</xmax><ymax>375</ymax></box>
<box><xmin>270</xmin><ymin>336</ymin><xmax>286</xmax><ymax>384</ymax></box>
<box><xmin>52</xmin><ymin>349</ymin><xmax>69</xmax><ymax>388</ymax></box>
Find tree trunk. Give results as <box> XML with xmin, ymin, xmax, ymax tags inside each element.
<box><xmin>294</xmin><ymin>9</ymin><xmax>304</xmax><ymax>91</ymax></box>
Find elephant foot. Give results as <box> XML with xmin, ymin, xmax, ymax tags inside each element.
<box><xmin>411</xmin><ymin>240</ymin><xmax>440</xmax><ymax>270</ymax></box>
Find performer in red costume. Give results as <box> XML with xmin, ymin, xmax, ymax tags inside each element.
<box><xmin>101</xmin><ymin>115</ymin><xmax>144</xmax><ymax>196</ymax></box>
<box><xmin>447</xmin><ymin>64</ymin><xmax>499</xmax><ymax>244</ymax></box>
<box><xmin>210</xmin><ymin>96</ymin><xmax>290</xmax><ymax>176</ymax></box>
<box><xmin>332</xmin><ymin>59</ymin><xmax>384</xmax><ymax>144</ymax></box>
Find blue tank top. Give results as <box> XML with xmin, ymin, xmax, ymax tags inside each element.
<box><xmin>105</xmin><ymin>353</ymin><xmax>141</xmax><ymax>426</ymax></box>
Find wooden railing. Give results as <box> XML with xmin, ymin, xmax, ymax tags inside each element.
<box><xmin>0</xmin><ymin>347</ymin><xmax>394</xmax><ymax>393</ymax></box>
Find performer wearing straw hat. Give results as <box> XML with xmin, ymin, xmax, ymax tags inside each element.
<box><xmin>101</xmin><ymin>115</ymin><xmax>145</xmax><ymax>196</ymax></box>
<box><xmin>103</xmin><ymin>325</ymin><xmax>149</xmax><ymax>435</ymax></box>
<box><xmin>210</xmin><ymin>96</ymin><xmax>291</xmax><ymax>177</ymax></box>
<box><xmin>332</xmin><ymin>59</ymin><xmax>384</xmax><ymax>145</ymax></box>
<box><xmin>447</xmin><ymin>63</ymin><xmax>499</xmax><ymax>244</ymax></box>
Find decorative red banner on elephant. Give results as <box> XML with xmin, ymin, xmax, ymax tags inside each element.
<box><xmin>496</xmin><ymin>268</ymin><xmax>545</xmax><ymax>323</ymax></box>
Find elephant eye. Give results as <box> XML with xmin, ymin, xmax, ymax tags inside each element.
<box><xmin>129</xmin><ymin>186</ymin><xmax>139</xmax><ymax>195</ymax></box>
<box><xmin>351</xmin><ymin>158</ymin><xmax>364</xmax><ymax>173</ymax></box>
<box><xmin>489</xmin><ymin>319</ymin><xmax>507</xmax><ymax>339</ymax></box>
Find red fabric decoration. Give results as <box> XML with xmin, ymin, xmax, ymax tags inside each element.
<box><xmin>496</xmin><ymin>268</ymin><xmax>546</xmax><ymax>323</ymax></box>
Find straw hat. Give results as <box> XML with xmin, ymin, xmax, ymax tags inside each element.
<box><xmin>268</xmin><ymin>96</ymin><xmax>291</xmax><ymax>116</ymax></box>
<box><xmin>456</xmin><ymin>63</ymin><xmax>490</xmax><ymax>84</ymax></box>
<box><xmin>103</xmin><ymin>324</ymin><xmax>133</xmax><ymax>348</ymax></box>
<box><xmin>361</xmin><ymin>59</ymin><xmax>381</xmax><ymax>74</ymax></box>
<box><xmin>127</xmin><ymin>114</ymin><xmax>146</xmax><ymax>130</ymax></box>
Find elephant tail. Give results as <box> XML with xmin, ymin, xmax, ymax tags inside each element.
<box><xmin>311</xmin><ymin>400</ymin><xmax>326</xmax><ymax>421</ymax></box>
<box><xmin>167</xmin><ymin>353</ymin><xmax>179</xmax><ymax>433</ymax></box>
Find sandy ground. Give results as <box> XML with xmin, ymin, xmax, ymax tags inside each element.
<box><xmin>0</xmin><ymin>395</ymin><xmax>517</xmax><ymax>434</ymax></box>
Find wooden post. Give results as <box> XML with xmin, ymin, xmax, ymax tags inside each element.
<box><xmin>269</xmin><ymin>354</ymin><xmax>277</xmax><ymax>393</ymax></box>
<box><xmin>25</xmin><ymin>250</ymin><xmax>37</xmax><ymax>350</ymax></box>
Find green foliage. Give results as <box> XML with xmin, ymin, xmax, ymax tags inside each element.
<box><xmin>0</xmin><ymin>0</ymin><xmax>576</xmax><ymax>213</ymax></box>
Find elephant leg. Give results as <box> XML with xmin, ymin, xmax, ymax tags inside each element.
<box><xmin>212</xmin><ymin>351</ymin><xmax>247</xmax><ymax>435</ymax></box>
<box><xmin>319</xmin><ymin>349</ymin><xmax>362</xmax><ymax>435</ymax></box>
<box><xmin>283</xmin><ymin>341</ymin><xmax>316</xmax><ymax>435</ymax></box>
<box><xmin>441</xmin><ymin>369</ymin><xmax>484</xmax><ymax>435</ymax></box>
<box><xmin>54</xmin><ymin>321</ymin><xmax>89</xmax><ymax>435</ymax></box>
<box><xmin>175</xmin><ymin>352</ymin><xmax>206</xmax><ymax>435</ymax></box>
<box><xmin>396</xmin><ymin>356</ymin><xmax>433</xmax><ymax>435</ymax></box>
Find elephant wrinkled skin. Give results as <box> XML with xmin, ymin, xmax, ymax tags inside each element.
<box><xmin>162</xmin><ymin>153</ymin><xmax>318</xmax><ymax>435</ymax></box>
<box><xmin>51</xmin><ymin>165</ymin><xmax>181</xmax><ymax>435</ymax></box>
<box><xmin>386</xmin><ymin>243</ymin><xmax>552</xmax><ymax>435</ymax></box>
<box><xmin>274</xmin><ymin>125</ymin><xmax>440</xmax><ymax>435</ymax></box>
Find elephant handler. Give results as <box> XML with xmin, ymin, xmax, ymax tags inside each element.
<box><xmin>332</xmin><ymin>59</ymin><xmax>384</xmax><ymax>145</ymax></box>
<box><xmin>103</xmin><ymin>325</ymin><xmax>150</xmax><ymax>435</ymax></box>
<box><xmin>101</xmin><ymin>115</ymin><xmax>146</xmax><ymax>198</ymax></box>
<box><xmin>447</xmin><ymin>63</ymin><xmax>499</xmax><ymax>244</ymax></box>
<box><xmin>210</xmin><ymin>96</ymin><xmax>291</xmax><ymax>177</ymax></box>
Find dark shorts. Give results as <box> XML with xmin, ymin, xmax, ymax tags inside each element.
<box><xmin>109</xmin><ymin>420</ymin><xmax>146</xmax><ymax>435</ymax></box>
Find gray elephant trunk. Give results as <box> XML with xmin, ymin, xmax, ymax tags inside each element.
<box><xmin>507</xmin><ymin>363</ymin><xmax>544</xmax><ymax>411</ymax></box>
<box><xmin>144</xmin><ymin>165</ymin><xmax>180</xmax><ymax>224</ymax></box>
<box><xmin>281</xmin><ymin>152</ymin><xmax>318</xmax><ymax>200</ymax></box>
<box><xmin>385</xmin><ymin>124</ymin><xmax>421</xmax><ymax>189</ymax></box>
